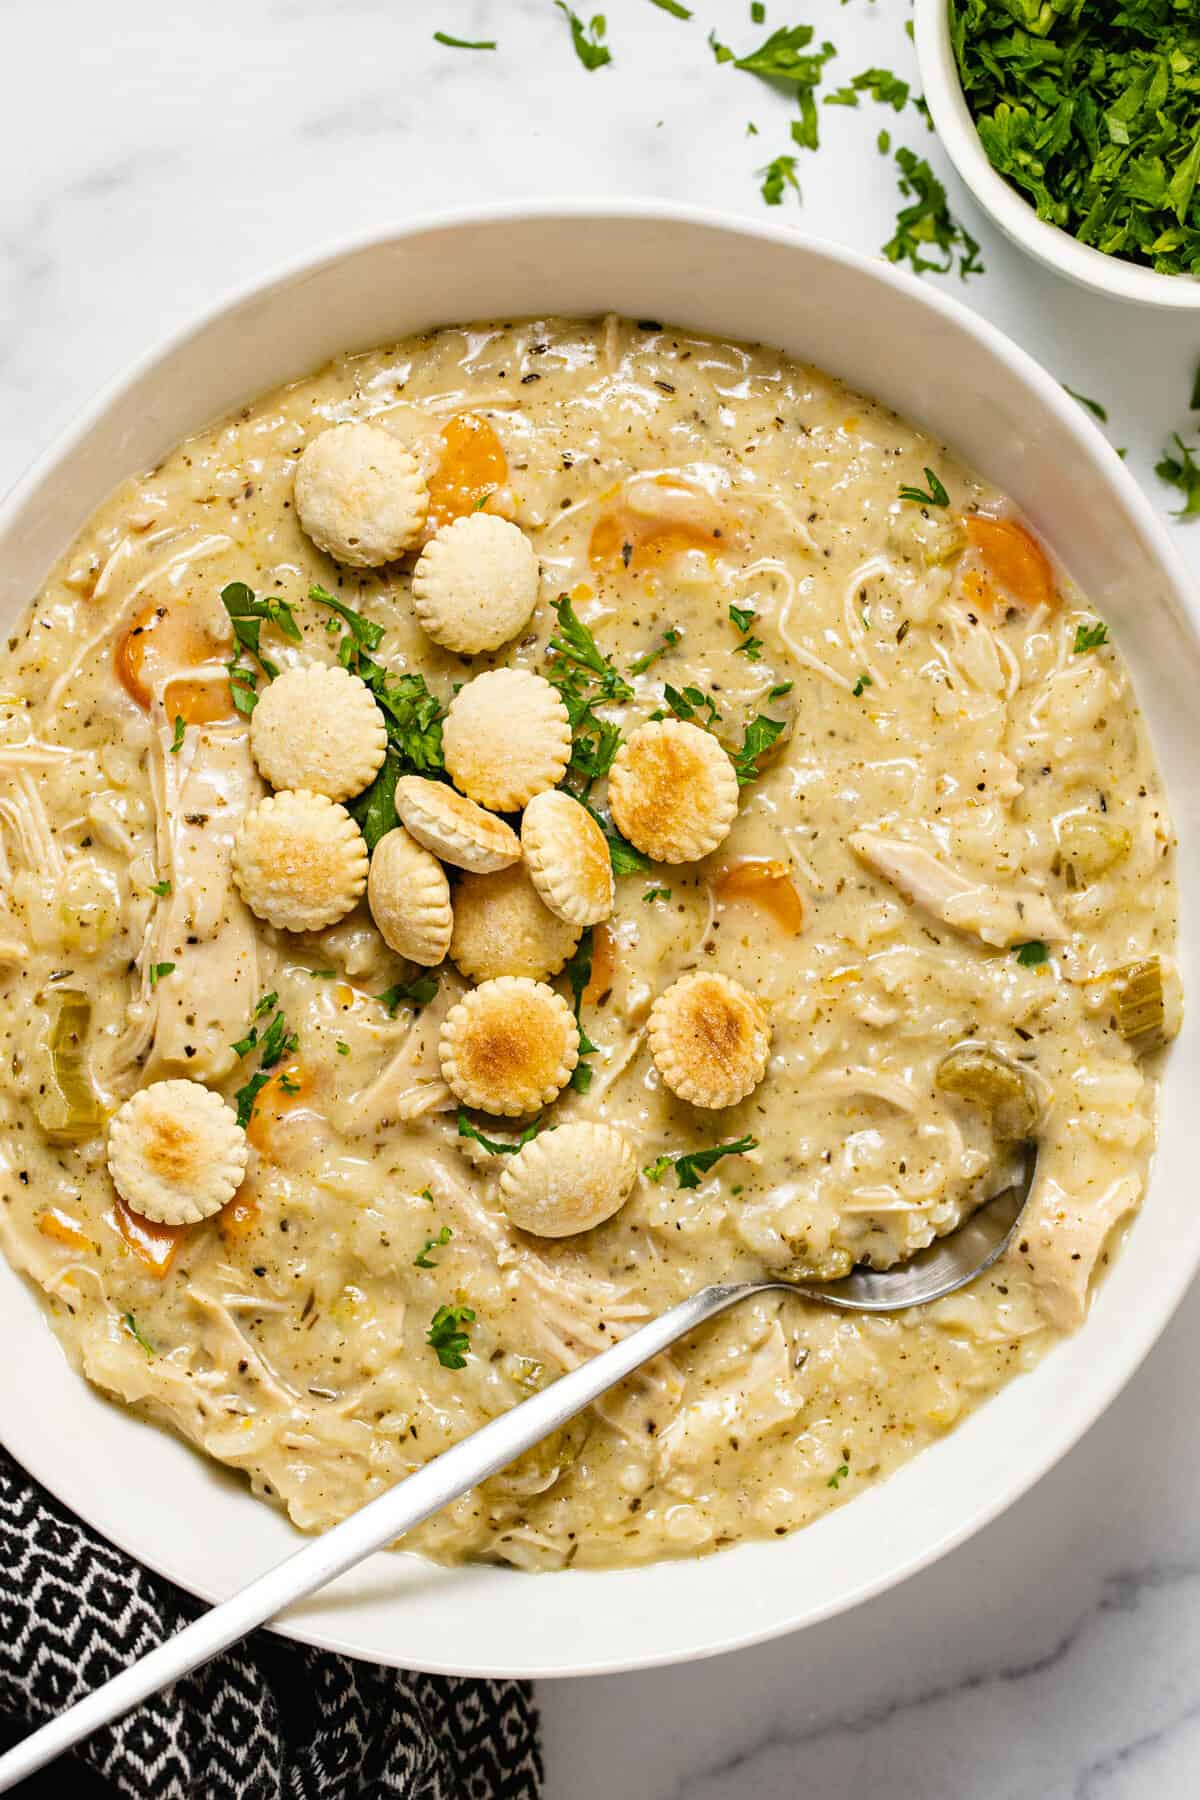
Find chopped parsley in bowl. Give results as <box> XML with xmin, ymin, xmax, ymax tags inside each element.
<box><xmin>914</xmin><ymin>0</ymin><xmax>1200</xmax><ymax>306</ymax></box>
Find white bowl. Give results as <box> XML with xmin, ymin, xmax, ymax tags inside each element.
<box><xmin>914</xmin><ymin>0</ymin><xmax>1200</xmax><ymax>309</ymax></box>
<box><xmin>2</xmin><ymin>203</ymin><xmax>1199</xmax><ymax>1678</ymax></box>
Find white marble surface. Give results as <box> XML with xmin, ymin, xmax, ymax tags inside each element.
<box><xmin>3</xmin><ymin>2</ymin><xmax>1200</xmax><ymax>1795</ymax></box>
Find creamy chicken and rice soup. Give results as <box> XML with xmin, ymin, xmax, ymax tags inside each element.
<box><xmin>0</xmin><ymin>317</ymin><xmax>1178</xmax><ymax>1570</ymax></box>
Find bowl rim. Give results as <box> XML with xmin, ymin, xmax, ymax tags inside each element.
<box><xmin>2</xmin><ymin>198</ymin><xmax>1199</xmax><ymax>1677</ymax></box>
<box><xmin>912</xmin><ymin>0</ymin><xmax>1200</xmax><ymax>310</ymax></box>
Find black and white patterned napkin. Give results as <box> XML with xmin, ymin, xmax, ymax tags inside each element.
<box><xmin>0</xmin><ymin>1446</ymin><xmax>542</xmax><ymax>1799</ymax></box>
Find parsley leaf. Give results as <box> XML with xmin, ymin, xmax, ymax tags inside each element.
<box><xmin>898</xmin><ymin>467</ymin><xmax>950</xmax><ymax>507</ymax></box>
<box><xmin>122</xmin><ymin>1312</ymin><xmax>156</xmax><ymax>1358</ymax></box>
<box><xmin>629</xmin><ymin>627</ymin><xmax>681</xmax><ymax>675</ymax></box>
<box><xmin>1156</xmin><ymin>434</ymin><xmax>1200</xmax><ymax>518</ymax></box>
<box><xmin>234</xmin><ymin>1071</ymin><xmax>272</xmax><ymax>1130</ymax></box>
<box><xmin>221</xmin><ymin>581</ymin><xmax>302</xmax><ymax>714</ymax></box>
<box><xmin>730</xmin><ymin>715</ymin><xmax>786</xmax><ymax>785</ymax></box>
<box><xmin>377</xmin><ymin>974</ymin><xmax>439</xmax><ymax>1014</ymax></box>
<box><xmin>1073</xmin><ymin>620</ymin><xmax>1109</xmax><ymax>654</ymax></box>
<box><xmin>728</xmin><ymin>603</ymin><xmax>763</xmax><ymax>659</ymax></box>
<box><xmin>414</xmin><ymin>1224</ymin><xmax>452</xmax><ymax>1268</ymax></box>
<box><xmin>433</xmin><ymin>30</ymin><xmax>496</xmax><ymax>48</ymax></box>
<box><xmin>1015</xmin><ymin>940</ymin><xmax>1049</xmax><ymax>967</ymax></box>
<box><xmin>169</xmin><ymin>715</ymin><xmax>186</xmax><ymax>753</ymax></box>
<box><xmin>1193</xmin><ymin>362</ymin><xmax>1200</xmax><ymax>413</ymax></box>
<box><xmin>563</xmin><ymin>931</ymin><xmax>600</xmax><ymax>1093</ymax></box>
<box><xmin>149</xmin><ymin>879</ymin><xmax>171</xmax><ymax>898</ymax></box>
<box><xmin>581</xmin><ymin>800</ymin><xmax>651</xmax><ymax>876</ymax></box>
<box><xmin>643</xmin><ymin>886</ymin><xmax>672</xmax><ymax>904</ymax></box>
<box><xmin>656</xmin><ymin>682</ymin><xmax>722</xmax><ymax>728</ymax></box>
<box><xmin>232</xmin><ymin>995</ymin><xmax>297</xmax><ymax>1127</ymax></box>
<box><xmin>827</xmin><ymin>1463</ymin><xmax>849</xmax><ymax>1490</ymax></box>
<box><xmin>646</xmin><ymin>0</ymin><xmax>691</xmax><ymax>14</ymax></box>
<box><xmin>760</xmin><ymin>154</ymin><xmax>802</xmax><ymax>205</ymax></box>
<box><xmin>427</xmin><ymin>1303</ymin><xmax>475</xmax><ymax>1369</ymax></box>
<box><xmin>546</xmin><ymin>595</ymin><xmax>632</xmax><ymax>796</ymax></box>
<box><xmin>852</xmin><ymin>672</ymin><xmax>873</xmax><ymax>697</ymax></box>
<box><xmin>645</xmin><ymin>1135</ymin><xmax>758</xmax><ymax>1189</ymax></box>
<box><xmin>884</xmin><ymin>147</ymin><xmax>983</xmax><ymax>280</ymax></box>
<box><xmin>456</xmin><ymin>1110</ymin><xmax>545</xmax><ymax>1155</ymax></box>
<box><xmin>555</xmin><ymin>2</ymin><xmax>611</xmax><ymax>71</ymax></box>
<box><xmin>149</xmin><ymin>962</ymin><xmax>175</xmax><ymax>987</ymax></box>
<box><xmin>1063</xmin><ymin>385</ymin><xmax>1108</xmax><ymax>424</ymax></box>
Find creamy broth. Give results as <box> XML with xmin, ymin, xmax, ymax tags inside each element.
<box><xmin>0</xmin><ymin>317</ymin><xmax>1177</xmax><ymax>1569</ymax></box>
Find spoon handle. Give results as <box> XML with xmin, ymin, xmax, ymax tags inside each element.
<box><xmin>0</xmin><ymin>1279</ymin><xmax>751</xmax><ymax>1791</ymax></box>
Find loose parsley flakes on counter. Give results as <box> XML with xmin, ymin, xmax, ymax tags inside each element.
<box><xmin>1073</xmin><ymin>621</ymin><xmax>1109</xmax><ymax>654</ymax></box>
<box><xmin>950</xmin><ymin>0</ymin><xmax>1200</xmax><ymax>276</ymax></box>
<box><xmin>898</xmin><ymin>467</ymin><xmax>950</xmax><ymax>507</ymax></box>
<box><xmin>1155</xmin><ymin>434</ymin><xmax>1200</xmax><ymax>518</ymax></box>
<box><xmin>825</xmin><ymin>67</ymin><xmax>910</xmax><ymax>113</ymax></box>
<box><xmin>414</xmin><ymin>1224</ymin><xmax>453</xmax><ymax>1268</ymax></box>
<box><xmin>727</xmin><ymin>25</ymin><xmax>838</xmax><ymax>153</ymax></box>
<box><xmin>884</xmin><ymin>148</ymin><xmax>983</xmax><ymax>280</ymax></box>
<box><xmin>1015</xmin><ymin>940</ymin><xmax>1049</xmax><ymax>967</ymax></box>
<box><xmin>646</xmin><ymin>0</ymin><xmax>691</xmax><ymax>15</ymax></box>
<box><xmin>1063</xmin><ymin>386</ymin><xmax>1108</xmax><ymax>424</ymax></box>
<box><xmin>428</xmin><ymin>1303</ymin><xmax>475</xmax><ymax>1369</ymax></box>
<box><xmin>555</xmin><ymin>2</ymin><xmax>611</xmax><ymax>71</ymax></box>
<box><xmin>433</xmin><ymin>30</ymin><xmax>497</xmax><ymax>49</ymax></box>
<box><xmin>759</xmin><ymin>154</ymin><xmax>801</xmax><ymax>205</ymax></box>
<box><xmin>730</xmin><ymin>715</ymin><xmax>786</xmax><ymax>785</ymax></box>
<box><xmin>644</xmin><ymin>1134</ymin><xmax>759</xmax><ymax>1189</ymax></box>
<box><xmin>456</xmin><ymin>1110</ymin><xmax>545</xmax><ymax>1155</ymax></box>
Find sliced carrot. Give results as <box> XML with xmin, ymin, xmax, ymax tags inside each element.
<box><xmin>163</xmin><ymin>675</ymin><xmax>237</xmax><ymax>727</ymax></box>
<box><xmin>245</xmin><ymin>1061</ymin><xmax>318</xmax><ymax>1156</ymax></box>
<box><xmin>588</xmin><ymin>496</ymin><xmax>727</xmax><ymax>576</ymax></box>
<box><xmin>581</xmin><ymin>923</ymin><xmax>616</xmax><ymax>1007</ymax></box>
<box><xmin>36</xmin><ymin>1209</ymin><xmax>94</xmax><ymax>1253</ymax></box>
<box><xmin>218</xmin><ymin>1194</ymin><xmax>259</xmax><ymax>1241</ymax></box>
<box><xmin>116</xmin><ymin>599</ymin><xmax>219</xmax><ymax>709</ymax></box>
<box><xmin>427</xmin><ymin>413</ymin><xmax>508</xmax><ymax>528</ymax></box>
<box><xmin>713</xmin><ymin>859</ymin><xmax>805</xmax><ymax>934</ymax></box>
<box><xmin>112</xmin><ymin>1197</ymin><xmax>189</xmax><ymax>1277</ymax></box>
<box><xmin>964</xmin><ymin>516</ymin><xmax>1055</xmax><ymax>609</ymax></box>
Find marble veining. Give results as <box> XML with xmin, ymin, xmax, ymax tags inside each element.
<box><xmin>2</xmin><ymin>2</ymin><xmax>1199</xmax><ymax>1795</ymax></box>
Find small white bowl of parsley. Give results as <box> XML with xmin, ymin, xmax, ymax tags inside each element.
<box><xmin>915</xmin><ymin>0</ymin><xmax>1200</xmax><ymax>308</ymax></box>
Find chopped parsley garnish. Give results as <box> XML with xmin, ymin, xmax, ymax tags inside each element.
<box><xmin>456</xmin><ymin>1110</ymin><xmax>544</xmax><ymax>1155</ymax></box>
<box><xmin>414</xmin><ymin>1224</ymin><xmax>452</xmax><ymax>1268</ymax></box>
<box><xmin>1015</xmin><ymin>940</ymin><xmax>1049</xmax><ymax>967</ymax></box>
<box><xmin>377</xmin><ymin>974</ymin><xmax>439</xmax><ymax>1014</ymax></box>
<box><xmin>852</xmin><ymin>672</ymin><xmax>873</xmax><ymax>697</ymax></box>
<box><xmin>234</xmin><ymin>1072</ymin><xmax>272</xmax><ymax>1130</ymax></box>
<box><xmin>336</xmin><ymin>1040</ymin><xmax>350</xmax><ymax>1056</ymax></box>
<box><xmin>730</xmin><ymin>714</ymin><xmax>786</xmax><ymax>785</ymax></box>
<box><xmin>643</xmin><ymin>1134</ymin><xmax>758</xmax><ymax>1189</ymax></box>
<box><xmin>308</xmin><ymin>586</ymin><xmax>445</xmax><ymax>849</ymax></box>
<box><xmin>884</xmin><ymin>147</ymin><xmax>983</xmax><ymax>280</ymax></box>
<box><xmin>433</xmin><ymin>30</ymin><xmax>496</xmax><ymax>48</ymax></box>
<box><xmin>728</xmin><ymin>603</ymin><xmax>764</xmax><ymax>658</ymax></box>
<box><xmin>1073</xmin><ymin>621</ymin><xmax>1109</xmax><ymax>654</ymax></box>
<box><xmin>760</xmin><ymin>154</ymin><xmax>801</xmax><ymax>205</ymax></box>
<box><xmin>827</xmin><ymin>1463</ymin><xmax>849</xmax><ymax>1489</ymax></box>
<box><xmin>581</xmin><ymin>800</ymin><xmax>651</xmax><ymax>876</ymax></box>
<box><xmin>951</xmin><ymin>0</ymin><xmax>1200</xmax><ymax>277</ymax></box>
<box><xmin>428</xmin><ymin>1303</ymin><xmax>475</xmax><ymax>1369</ymax></box>
<box><xmin>643</xmin><ymin>886</ymin><xmax>672</xmax><ymax>904</ymax></box>
<box><xmin>655</xmin><ymin>682</ymin><xmax>722</xmax><ymax>728</ymax></box>
<box><xmin>555</xmin><ymin>2</ymin><xmax>611</xmax><ymax>71</ymax></box>
<box><xmin>1063</xmin><ymin>386</ymin><xmax>1108</xmax><ymax>424</ymax></box>
<box><xmin>546</xmin><ymin>595</ymin><xmax>631</xmax><ymax>795</ymax></box>
<box><xmin>733</xmin><ymin>26</ymin><xmax>837</xmax><ymax>153</ymax></box>
<box><xmin>628</xmin><ymin>627</ymin><xmax>681</xmax><ymax>674</ymax></box>
<box><xmin>149</xmin><ymin>962</ymin><xmax>175</xmax><ymax>987</ymax></box>
<box><xmin>898</xmin><ymin>467</ymin><xmax>950</xmax><ymax>507</ymax></box>
<box><xmin>169</xmin><ymin>715</ymin><xmax>186</xmax><ymax>752</ymax></box>
<box><xmin>221</xmin><ymin>581</ymin><xmax>302</xmax><ymax>714</ymax></box>
<box><xmin>563</xmin><ymin>929</ymin><xmax>600</xmax><ymax>1092</ymax></box>
<box><xmin>768</xmin><ymin>681</ymin><xmax>794</xmax><ymax>698</ymax></box>
<box><xmin>149</xmin><ymin>879</ymin><xmax>171</xmax><ymax>898</ymax></box>
<box><xmin>232</xmin><ymin>996</ymin><xmax>298</xmax><ymax>1126</ymax></box>
<box><xmin>122</xmin><ymin>1312</ymin><xmax>156</xmax><ymax>1358</ymax></box>
<box><xmin>1156</xmin><ymin>435</ymin><xmax>1200</xmax><ymax>518</ymax></box>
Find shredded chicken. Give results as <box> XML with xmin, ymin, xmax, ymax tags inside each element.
<box><xmin>850</xmin><ymin>832</ymin><xmax>1066</xmax><ymax>948</ymax></box>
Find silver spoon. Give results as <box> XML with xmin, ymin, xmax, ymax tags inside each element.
<box><xmin>0</xmin><ymin>1143</ymin><xmax>1036</xmax><ymax>1790</ymax></box>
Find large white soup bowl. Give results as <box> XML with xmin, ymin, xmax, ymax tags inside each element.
<box><xmin>1</xmin><ymin>204</ymin><xmax>1197</xmax><ymax>1677</ymax></box>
